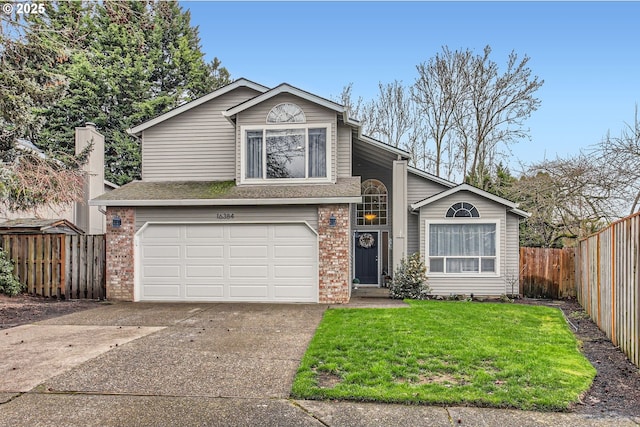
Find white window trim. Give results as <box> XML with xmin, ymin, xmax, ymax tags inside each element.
<box><xmin>425</xmin><ymin>218</ymin><xmax>501</xmax><ymax>277</ymax></box>
<box><xmin>240</xmin><ymin>123</ymin><xmax>332</xmax><ymax>184</ymax></box>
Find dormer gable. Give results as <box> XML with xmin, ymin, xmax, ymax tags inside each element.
<box><xmin>225</xmin><ymin>84</ymin><xmax>359</xmax><ymax>185</ymax></box>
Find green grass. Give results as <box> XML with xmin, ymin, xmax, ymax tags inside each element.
<box><xmin>292</xmin><ymin>301</ymin><xmax>596</xmax><ymax>411</ymax></box>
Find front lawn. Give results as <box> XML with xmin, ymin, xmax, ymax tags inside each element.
<box><xmin>292</xmin><ymin>301</ymin><xmax>595</xmax><ymax>411</ymax></box>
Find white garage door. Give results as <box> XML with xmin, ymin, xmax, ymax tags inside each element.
<box><xmin>137</xmin><ymin>223</ymin><xmax>318</xmax><ymax>302</ymax></box>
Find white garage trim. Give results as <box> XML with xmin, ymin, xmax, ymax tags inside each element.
<box><xmin>134</xmin><ymin>221</ymin><xmax>318</xmax><ymax>302</ymax></box>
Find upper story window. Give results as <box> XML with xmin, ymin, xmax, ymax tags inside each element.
<box><xmin>356</xmin><ymin>179</ymin><xmax>388</xmax><ymax>226</ymax></box>
<box><xmin>242</xmin><ymin>121</ymin><xmax>330</xmax><ymax>182</ymax></box>
<box><xmin>267</xmin><ymin>103</ymin><xmax>306</xmax><ymax>123</ymax></box>
<box><xmin>446</xmin><ymin>202</ymin><xmax>479</xmax><ymax>218</ymax></box>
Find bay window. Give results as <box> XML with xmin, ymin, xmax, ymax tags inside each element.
<box><xmin>427</xmin><ymin>221</ymin><xmax>498</xmax><ymax>274</ymax></box>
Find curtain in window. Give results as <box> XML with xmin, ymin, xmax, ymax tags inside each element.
<box><xmin>308</xmin><ymin>128</ymin><xmax>326</xmax><ymax>178</ymax></box>
<box><xmin>429</xmin><ymin>224</ymin><xmax>496</xmax><ymax>256</ymax></box>
<box><xmin>246</xmin><ymin>131</ymin><xmax>263</xmax><ymax>178</ymax></box>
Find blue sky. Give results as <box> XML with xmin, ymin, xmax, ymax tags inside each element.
<box><xmin>184</xmin><ymin>1</ymin><xmax>640</xmax><ymax>174</ymax></box>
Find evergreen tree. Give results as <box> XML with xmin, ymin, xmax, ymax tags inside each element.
<box><xmin>33</xmin><ymin>0</ymin><xmax>230</xmax><ymax>185</ymax></box>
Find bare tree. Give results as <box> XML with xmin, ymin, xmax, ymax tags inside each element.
<box><xmin>413</xmin><ymin>47</ymin><xmax>470</xmax><ymax>177</ymax></box>
<box><xmin>365</xmin><ymin>81</ymin><xmax>415</xmax><ymax>149</ymax></box>
<box><xmin>595</xmin><ymin>105</ymin><xmax>640</xmax><ymax>215</ymax></box>
<box><xmin>508</xmin><ymin>155</ymin><xmax>616</xmax><ymax>247</ymax></box>
<box><xmin>459</xmin><ymin>46</ymin><xmax>543</xmax><ymax>187</ymax></box>
<box><xmin>411</xmin><ymin>46</ymin><xmax>543</xmax><ymax>185</ymax></box>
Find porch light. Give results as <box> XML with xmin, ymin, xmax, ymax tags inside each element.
<box><xmin>112</xmin><ymin>215</ymin><xmax>122</xmax><ymax>229</ymax></box>
<box><xmin>329</xmin><ymin>213</ymin><xmax>337</xmax><ymax>227</ymax></box>
<box><xmin>364</xmin><ymin>213</ymin><xmax>377</xmax><ymax>221</ymax></box>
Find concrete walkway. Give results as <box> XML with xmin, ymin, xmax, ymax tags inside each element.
<box><xmin>0</xmin><ymin>301</ymin><xmax>637</xmax><ymax>426</ymax></box>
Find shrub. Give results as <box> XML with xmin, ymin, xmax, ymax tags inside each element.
<box><xmin>389</xmin><ymin>252</ymin><xmax>430</xmax><ymax>300</ymax></box>
<box><xmin>0</xmin><ymin>248</ymin><xmax>23</xmax><ymax>296</ymax></box>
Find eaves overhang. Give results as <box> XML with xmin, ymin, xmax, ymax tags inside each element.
<box><xmin>410</xmin><ymin>183</ymin><xmax>531</xmax><ymax>218</ymax></box>
<box><xmin>90</xmin><ymin>196</ymin><xmax>362</xmax><ymax>207</ymax></box>
<box><xmin>127</xmin><ymin>78</ymin><xmax>269</xmax><ymax>136</ymax></box>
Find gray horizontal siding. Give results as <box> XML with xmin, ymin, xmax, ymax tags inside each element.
<box><xmin>418</xmin><ymin>191</ymin><xmax>510</xmax><ymax>296</ymax></box>
<box><xmin>505</xmin><ymin>212</ymin><xmax>521</xmax><ymax>294</ymax></box>
<box><xmin>135</xmin><ymin>205</ymin><xmax>319</xmax><ymax>232</ymax></box>
<box><xmin>337</xmin><ymin>123</ymin><xmax>352</xmax><ymax>178</ymax></box>
<box><xmin>407</xmin><ymin>173</ymin><xmax>450</xmax><ymax>254</ymax></box>
<box><xmin>235</xmin><ymin>94</ymin><xmax>338</xmax><ymax>183</ymax></box>
<box><xmin>142</xmin><ymin>87</ymin><xmax>260</xmax><ymax>182</ymax></box>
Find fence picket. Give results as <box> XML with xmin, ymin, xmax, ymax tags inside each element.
<box><xmin>519</xmin><ymin>247</ymin><xmax>576</xmax><ymax>299</ymax></box>
<box><xmin>1</xmin><ymin>234</ymin><xmax>105</xmax><ymax>300</ymax></box>
<box><xmin>576</xmin><ymin>212</ymin><xmax>640</xmax><ymax>368</ymax></box>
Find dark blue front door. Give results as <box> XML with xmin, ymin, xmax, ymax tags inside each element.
<box><xmin>354</xmin><ymin>231</ymin><xmax>378</xmax><ymax>284</ymax></box>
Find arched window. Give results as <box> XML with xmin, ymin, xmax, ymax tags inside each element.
<box><xmin>266</xmin><ymin>103</ymin><xmax>306</xmax><ymax>123</ymax></box>
<box><xmin>357</xmin><ymin>179</ymin><xmax>388</xmax><ymax>225</ymax></box>
<box><xmin>446</xmin><ymin>202</ymin><xmax>479</xmax><ymax>218</ymax></box>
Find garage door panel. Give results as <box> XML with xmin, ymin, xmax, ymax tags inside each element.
<box><xmin>274</xmin><ymin>285</ymin><xmax>315</xmax><ymax>299</ymax></box>
<box><xmin>229</xmin><ymin>285</ymin><xmax>268</xmax><ymax>298</ymax></box>
<box><xmin>274</xmin><ymin>264</ymin><xmax>316</xmax><ymax>278</ymax></box>
<box><xmin>229</xmin><ymin>246</ymin><xmax>268</xmax><ymax>259</ymax></box>
<box><xmin>273</xmin><ymin>224</ymin><xmax>310</xmax><ymax>238</ymax></box>
<box><xmin>139</xmin><ymin>223</ymin><xmax>317</xmax><ymax>302</ymax></box>
<box><xmin>274</xmin><ymin>245</ymin><xmax>315</xmax><ymax>259</ymax></box>
<box><xmin>229</xmin><ymin>225</ymin><xmax>268</xmax><ymax>239</ymax></box>
<box><xmin>144</xmin><ymin>225</ymin><xmax>182</xmax><ymax>239</ymax></box>
<box><xmin>185</xmin><ymin>284</ymin><xmax>224</xmax><ymax>298</ymax></box>
<box><xmin>185</xmin><ymin>225</ymin><xmax>223</xmax><ymax>239</ymax></box>
<box><xmin>229</xmin><ymin>265</ymin><xmax>269</xmax><ymax>278</ymax></box>
<box><xmin>143</xmin><ymin>245</ymin><xmax>181</xmax><ymax>259</ymax></box>
<box><xmin>143</xmin><ymin>283</ymin><xmax>181</xmax><ymax>298</ymax></box>
<box><xmin>185</xmin><ymin>265</ymin><xmax>224</xmax><ymax>278</ymax></box>
<box><xmin>143</xmin><ymin>265</ymin><xmax>181</xmax><ymax>278</ymax></box>
<box><xmin>186</xmin><ymin>245</ymin><xmax>224</xmax><ymax>258</ymax></box>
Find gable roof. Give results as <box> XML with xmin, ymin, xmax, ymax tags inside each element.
<box><xmin>410</xmin><ymin>183</ymin><xmax>531</xmax><ymax>218</ymax></box>
<box><xmin>128</xmin><ymin>78</ymin><xmax>269</xmax><ymax>136</ymax></box>
<box><xmin>354</xmin><ymin>134</ymin><xmax>411</xmax><ymax>161</ymax></box>
<box><xmin>223</xmin><ymin>82</ymin><xmax>361</xmax><ymax>127</ymax></box>
<box><xmin>407</xmin><ymin>165</ymin><xmax>456</xmax><ymax>188</ymax></box>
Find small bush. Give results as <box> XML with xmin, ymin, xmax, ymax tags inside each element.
<box><xmin>389</xmin><ymin>252</ymin><xmax>430</xmax><ymax>300</ymax></box>
<box><xmin>0</xmin><ymin>248</ymin><xmax>23</xmax><ymax>296</ymax></box>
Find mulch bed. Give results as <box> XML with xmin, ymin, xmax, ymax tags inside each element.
<box><xmin>0</xmin><ymin>294</ymin><xmax>101</xmax><ymax>330</ymax></box>
<box><xmin>1</xmin><ymin>294</ymin><xmax>638</xmax><ymax>417</ymax></box>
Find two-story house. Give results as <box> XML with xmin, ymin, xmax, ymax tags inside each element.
<box><xmin>92</xmin><ymin>79</ymin><xmax>529</xmax><ymax>303</ymax></box>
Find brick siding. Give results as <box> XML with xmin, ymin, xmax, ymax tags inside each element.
<box><xmin>105</xmin><ymin>207</ymin><xmax>135</xmax><ymax>301</ymax></box>
<box><xmin>317</xmin><ymin>204</ymin><xmax>351</xmax><ymax>304</ymax></box>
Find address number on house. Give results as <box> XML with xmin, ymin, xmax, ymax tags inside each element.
<box><xmin>216</xmin><ymin>213</ymin><xmax>234</xmax><ymax>220</ymax></box>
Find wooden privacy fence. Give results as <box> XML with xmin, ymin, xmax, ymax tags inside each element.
<box><xmin>576</xmin><ymin>212</ymin><xmax>640</xmax><ymax>368</ymax></box>
<box><xmin>1</xmin><ymin>234</ymin><xmax>105</xmax><ymax>299</ymax></box>
<box><xmin>519</xmin><ymin>247</ymin><xmax>576</xmax><ymax>299</ymax></box>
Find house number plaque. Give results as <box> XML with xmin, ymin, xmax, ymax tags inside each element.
<box><xmin>216</xmin><ymin>213</ymin><xmax>234</xmax><ymax>220</ymax></box>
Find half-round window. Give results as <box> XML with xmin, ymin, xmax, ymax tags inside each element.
<box><xmin>446</xmin><ymin>202</ymin><xmax>479</xmax><ymax>218</ymax></box>
<box><xmin>266</xmin><ymin>102</ymin><xmax>306</xmax><ymax>123</ymax></box>
<box><xmin>357</xmin><ymin>179</ymin><xmax>388</xmax><ymax>225</ymax></box>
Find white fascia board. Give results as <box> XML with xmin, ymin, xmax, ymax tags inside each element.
<box><xmin>509</xmin><ymin>207</ymin><xmax>532</xmax><ymax>218</ymax></box>
<box><xmin>90</xmin><ymin>196</ymin><xmax>363</xmax><ymax>207</ymax></box>
<box><xmin>407</xmin><ymin>166</ymin><xmax>456</xmax><ymax>188</ymax></box>
<box><xmin>128</xmin><ymin>79</ymin><xmax>269</xmax><ymax>135</ymax></box>
<box><xmin>223</xmin><ymin>84</ymin><xmax>346</xmax><ymax>118</ymax></box>
<box><xmin>410</xmin><ymin>183</ymin><xmax>521</xmax><ymax>211</ymax></box>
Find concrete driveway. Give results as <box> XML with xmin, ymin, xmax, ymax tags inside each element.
<box><xmin>1</xmin><ymin>302</ymin><xmax>638</xmax><ymax>427</ymax></box>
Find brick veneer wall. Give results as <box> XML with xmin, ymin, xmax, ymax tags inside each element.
<box><xmin>317</xmin><ymin>204</ymin><xmax>351</xmax><ymax>304</ymax></box>
<box><xmin>105</xmin><ymin>207</ymin><xmax>135</xmax><ymax>301</ymax></box>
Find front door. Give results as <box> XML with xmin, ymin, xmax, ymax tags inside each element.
<box><xmin>354</xmin><ymin>231</ymin><xmax>379</xmax><ymax>285</ymax></box>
